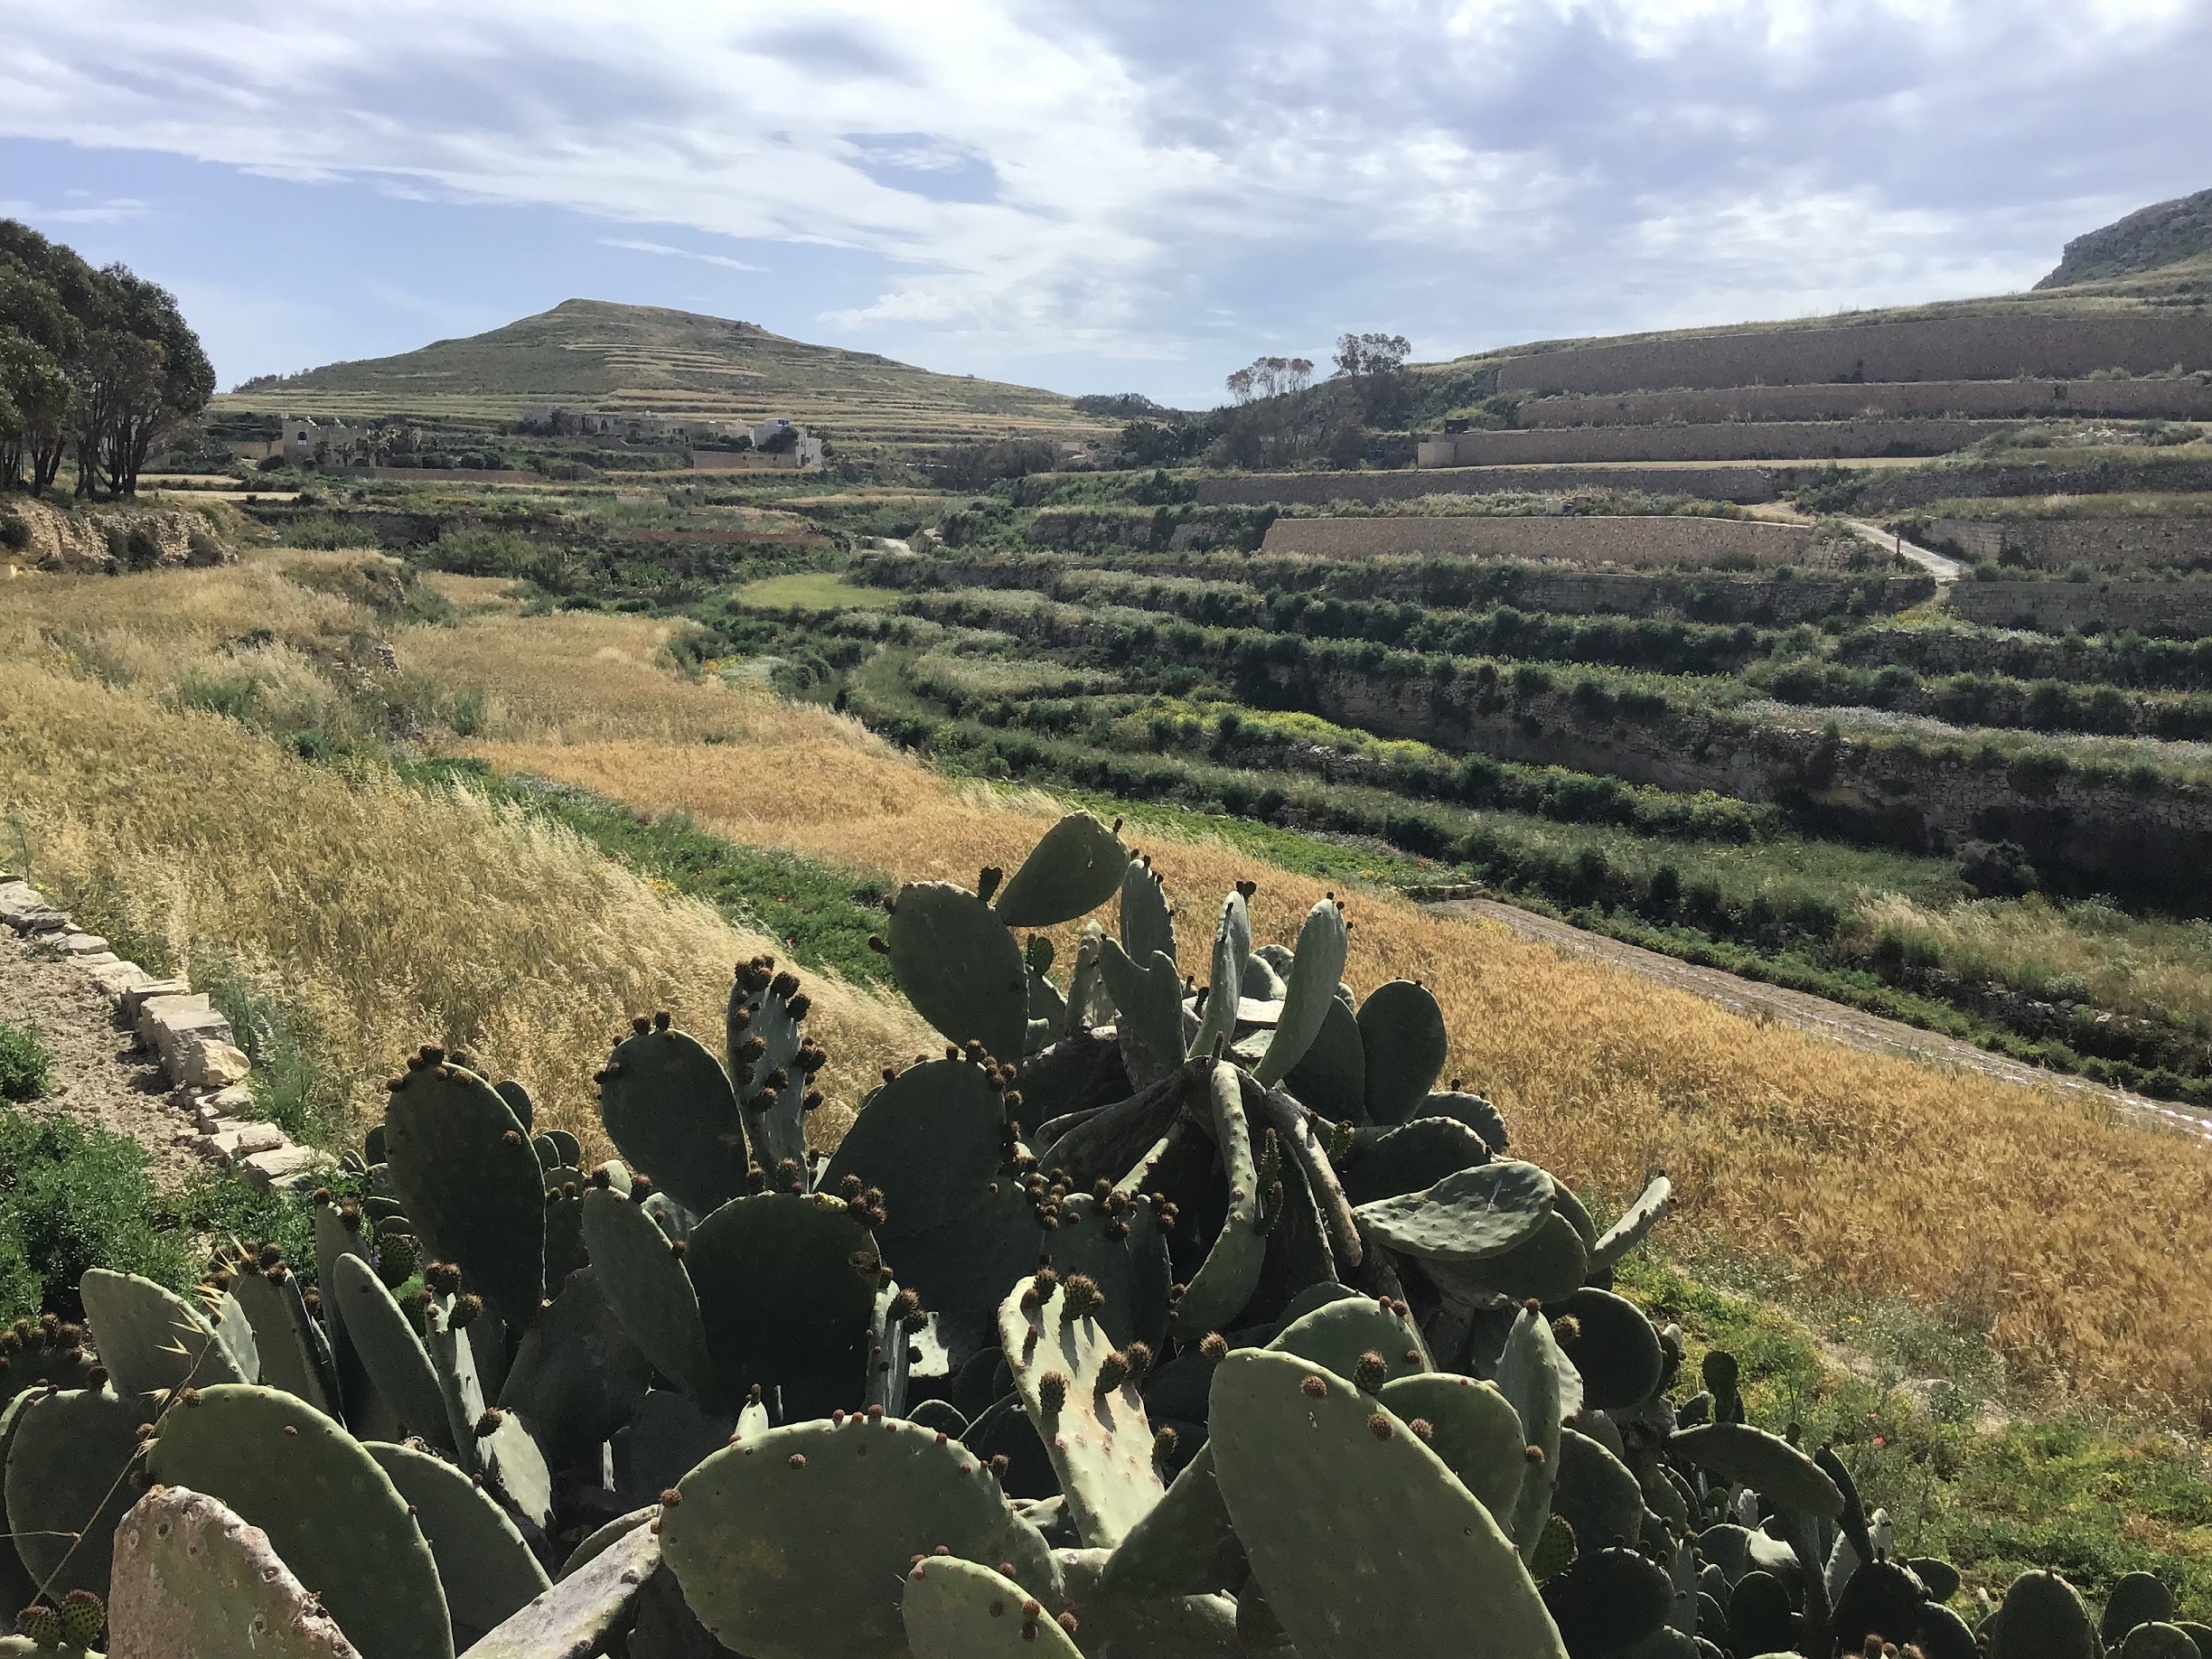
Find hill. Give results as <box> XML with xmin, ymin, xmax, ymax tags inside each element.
<box><xmin>210</xmin><ymin>298</ymin><xmax>1113</xmax><ymax>451</ymax></box>
<box><xmin>2038</xmin><ymin>187</ymin><xmax>2212</xmax><ymax>290</ymax></box>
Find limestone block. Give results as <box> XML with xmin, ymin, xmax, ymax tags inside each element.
<box><xmin>202</xmin><ymin>1083</ymin><xmax>256</xmax><ymax>1115</ymax></box>
<box><xmin>174</xmin><ymin>1033</ymin><xmax>252</xmax><ymax>1089</ymax></box>
<box><xmin>61</xmin><ymin>932</ymin><xmax>110</xmax><ymax>953</ymax></box>
<box><xmin>208</xmin><ymin>1120</ymin><xmax>287</xmax><ymax>1161</ymax></box>
<box><xmin>137</xmin><ymin>993</ymin><xmax>221</xmax><ymax>1055</ymax></box>
<box><xmin>241</xmin><ymin>1145</ymin><xmax>333</xmax><ymax>1191</ymax></box>
<box><xmin>75</xmin><ymin>950</ymin><xmax>121</xmax><ymax>969</ymax></box>
<box><xmin>119</xmin><ymin>978</ymin><xmax>192</xmax><ymax>1018</ymax></box>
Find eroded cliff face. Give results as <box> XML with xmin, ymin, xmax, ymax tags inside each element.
<box><xmin>2</xmin><ymin>496</ymin><xmax>234</xmax><ymax>575</ymax></box>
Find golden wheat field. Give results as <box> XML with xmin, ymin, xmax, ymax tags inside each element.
<box><xmin>7</xmin><ymin>555</ymin><xmax>2212</xmax><ymax>1412</ymax></box>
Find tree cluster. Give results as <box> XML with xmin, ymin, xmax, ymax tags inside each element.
<box><xmin>1224</xmin><ymin>355</ymin><xmax>1314</xmax><ymax>403</ymax></box>
<box><xmin>0</xmin><ymin>220</ymin><xmax>213</xmax><ymax>496</ymax></box>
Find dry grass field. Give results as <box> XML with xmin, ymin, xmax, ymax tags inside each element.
<box><xmin>8</xmin><ymin>555</ymin><xmax>2212</xmax><ymax>1413</ymax></box>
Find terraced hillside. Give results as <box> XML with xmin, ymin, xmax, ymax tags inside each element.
<box><xmin>211</xmin><ymin>298</ymin><xmax>1113</xmax><ymax>453</ymax></box>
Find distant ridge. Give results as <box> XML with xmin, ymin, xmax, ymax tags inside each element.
<box><xmin>2038</xmin><ymin>188</ymin><xmax>2212</xmax><ymax>290</ymax></box>
<box><xmin>212</xmin><ymin>298</ymin><xmax>1110</xmax><ymax>452</ymax></box>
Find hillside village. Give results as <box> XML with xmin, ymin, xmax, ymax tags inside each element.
<box><xmin>4</xmin><ymin>177</ymin><xmax>2212</xmax><ymax>1659</ymax></box>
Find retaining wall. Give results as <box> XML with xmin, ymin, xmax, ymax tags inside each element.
<box><xmin>1493</xmin><ymin>314</ymin><xmax>2212</xmax><ymax>396</ymax></box>
<box><xmin>1949</xmin><ymin>578</ymin><xmax>2212</xmax><ymax>640</ymax></box>
<box><xmin>1422</xmin><ymin>419</ymin><xmax>2005</xmax><ymax>467</ymax></box>
<box><xmin>1195</xmin><ymin>464</ymin><xmax>1781</xmax><ymax>506</ymax></box>
<box><xmin>3</xmin><ymin>498</ymin><xmax>233</xmax><ymax>574</ymax></box>
<box><xmin>1258</xmin><ymin>514</ymin><xmax>1823</xmax><ymax>568</ymax></box>
<box><xmin>1517</xmin><ymin>378</ymin><xmax>2212</xmax><ymax>427</ymax></box>
<box><xmin>1920</xmin><ymin>516</ymin><xmax>2212</xmax><ymax>572</ymax></box>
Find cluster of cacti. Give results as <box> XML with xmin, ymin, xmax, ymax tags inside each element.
<box><xmin>0</xmin><ymin>810</ymin><xmax>2194</xmax><ymax>1655</ymax></box>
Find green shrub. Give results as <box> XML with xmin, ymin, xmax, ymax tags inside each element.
<box><xmin>0</xmin><ymin>1111</ymin><xmax>192</xmax><ymax>1321</ymax></box>
<box><xmin>0</xmin><ymin>1019</ymin><xmax>52</xmax><ymax>1102</ymax></box>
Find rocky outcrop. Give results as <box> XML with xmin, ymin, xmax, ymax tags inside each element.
<box><xmin>0</xmin><ymin>495</ymin><xmax>235</xmax><ymax>575</ymax></box>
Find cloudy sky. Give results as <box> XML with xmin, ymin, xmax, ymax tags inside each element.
<box><xmin>3</xmin><ymin>0</ymin><xmax>2206</xmax><ymax>406</ymax></box>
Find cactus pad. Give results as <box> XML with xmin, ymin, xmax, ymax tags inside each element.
<box><xmin>887</xmin><ymin>881</ymin><xmax>1030</xmax><ymax>1062</ymax></box>
<box><xmin>462</xmin><ymin>1516</ymin><xmax>661</xmax><ymax>1659</ymax></box>
<box><xmin>1189</xmin><ymin>890</ymin><xmax>1252</xmax><ymax>1063</ymax></box>
<box><xmin>383</xmin><ymin>1061</ymin><xmax>546</xmax><ymax>1331</ymax></box>
<box><xmin>1251</xmin><ymin>897</ymin><xmax>1350</xmax><ymax>1087</ymax></box>
<box><xmin>146</xmin><ymin>1383</ymin><xmax>452</xmax><ymax>1659</ymax></box>
<box><xmin>903</xmin><ymin>1555</ymin><xmax>1083</xmax><ymax>1659</ymax></box>
<box><xmin>999</xmin><ymin>1274</ymin><xmax>1166</xmax><ymax>1548</ymax></box>
<box><xmin>821</xmin><ymin>1058</ymin><xmax>1009</xmax><ymax>1242</ymax></box>
<box><xmin>1549</xmin><ymin>1288</ymin><xmax>1664</xmax><ymax>1411</ymax></box>
<box><xmin>108</xmin><ymin>1486</ymin><xmax>361</xmax><ymax>1659</ymax></box>
<box><xmin>580</xmin><ymin>1187</ymin><xmax>717</xmax><ymax>1405</ymax></box>
<box><xmin>1985</xmin><ymin>1570</ymin><xmax>2095</xmax><ymax>1659</ymax></box>
<box><xmin>1551</xmin><ymin>1426</ymin><xmax>1645</xmax><ymax>1554</ymax></box>
<box><xmin>1266</xmin><ymin>1293</ymin><xmax>1430</xmax><ymax>1384</ymax></box>
<box><xmin>1355</xmin><ymin>979</ymin><xmax>1449</xmax><ymax>1123</ymax></box>
<box><xmin>229</xmin><ymin>1266</ymin><xmax>339</xmax><ymax>1419</ymax></box>
<box><xmin>5</xmin><ymin>1384</ymin><xmax>158</xmax><ymax>1601</ymax></box>
<box><xmin>1668</xmin><ymin>1423</ymin><xmax>1843</xmax><ymax>1519</ymax></box>
<box><xmin>595</xmin><ymin>1025</ymin><xmax>751</xmax><ymax>1223</ymax></box>
<box><xmin>1353</xmin><ymin>1160</ymin><xmax>1557</xmax><ymax>1263</ymax></box>
<box><xmin>78</xmin><ymin>1270</ymin><xmax>242</xmax><ymax>1397</ymax></box>
<box><xmin>1590</xmin><ymin>1175</ymin><xmax>1673</xmax><ymax>1271</ymax></box>
<box><xmin>1117</xmin><ymin>858</ymin><xmax>1176</xmax><ymax>964</ymax></box>
<box><xmin>1207</xmin><ymin>1349</ymin><xmax>1567</xmax><ymax>1659</ymax></box>
<box><xmin>1339</xmin><ymin>1118</ymin><xmax>1493</xmax><ymax>1205</ymax></box>
<box><xmin>994</xmin><ymin>811</ymin><xmax>1131</xmax><ymax>928</ymax></box>
<box><xmin>329</xmin><ymin>1255</ymin><xmax>451</xmax><ymax>1448</ymax></box>
<box><xmin>1282</xmin><ymin>993</ymin><xmax>1364</xmax><ymax>1120</ymax></box>
<box><xmin>661</xmin><ymin>1413</ymin><xmax>1059</xmax><ymax>1659</ymax></box>
<box><xmin>1495</xmin><ymin>1302</ymin><xmax>1570</xmax><ymax>1560</ymax></box>
<box><xmin>1168</xmin><ymin>1063</ymin><xmax>1268</xmax><ymax>1340</ymax></box>
<box><xmin>1097</xmin><ymin>939</ymin><xmax>1185</xmax><ymax>1078</ymax></box>
<box><xmin>685</xmin><ymin>1192</ymin><xmax>880</xmax><ymax>1421</ymax></box>
<box><xmin>1376</xmin><ymin>1373</ymin><xmax>1527</xmax><ymax>1523</ymax></box>
<box><xmin>363</xmin><ymin>1440</ymin><xmax>549</xmax><ymax>1632</ymax></box>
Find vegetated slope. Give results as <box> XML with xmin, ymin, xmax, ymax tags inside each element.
<box><xmin>2038</xmin><ymin>186</ymin><xmax>2212</xmax><ymax>290</ymax></box>
<box><xmin>211</xmin><ymin>297</ymin><xmax>1111</xmax><ymax>447</ymax></box>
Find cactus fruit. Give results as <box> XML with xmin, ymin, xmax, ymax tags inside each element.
<box><xmin>1206</xmin><ymin>1349</ymin><xmax>1567</xmax><ymax>1659</ymax></box>
<box><xmin>902</xmin><ymin>1555</ymin><xmax>1083</xmax><ymax>1659</ymax></box>
<box><xmin>998</xmin><ymin>1275</ymin><xmax>1165</xmax><ymax>1549</ymax></box>
<box><xmin>362</xmin><ymin>1440</ymin><xmax>549</xmax><ymax>1632</ymax></box>
<box><xmin>580</xmin><ymin>1185</ymin><xmax>717</xmax><ymax>1405</ymax></box>
<box><xmin>76</xmin><ymin>1270</ymin><xmax>243</xmax><ymax>1398</ymax></box>
<box><xmin>382</xmin><ymin>1062</ymin><xmax>547</xmax><ymax>1332</ymax></box>
<box><xmin>4</xmin><ymin>1386</ymin><xmax>159</xmax><ymax>1602</ymax></box>
<box><xmin>595</xmin><ymin>1023</ymin><xmax>754</xmax><ymax>1223</ymax></box>
<box><xmin>1667</xmin><ymin>1422</ymin><xmax>1844</xmax><ymax>1519</ymax></box>
<box><xmin>1354</xmin><ymin>979</ymin><xmax>1449</xmax><ymax>1124</ymax></box>
<box><xmin>991</xmin><ymin>811</ymin><xmax>1132</xmax><ymax>929</ymax></box>
<box><xmin>660</xmin><ymin>1414</ymin><xmax>1060</xmax><ymax>1659</ymax></box>
<box><xmin>145</xmin><ymin>1383</ymin><xmax>453</xmax><ymax>1659</ymax></box>
<box><xmin>886</xmin><ymin>881</ymin><xmax>1031</xmax><ymax>1064</ymax></box>
<box><xmin>1035</xmin><ymin>1192</ymin><xmax>1172</xmax><ymax>1354</ymax></box>
<box><xmin>1251</xmin><ymin>897</ymin><xmax>1351</xmax><ymax>1087</ymax></box>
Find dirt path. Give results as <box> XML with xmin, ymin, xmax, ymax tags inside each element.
<box><xmin>0</xmin><ymin>927</ymin><xmax>211</xmax><ymax>1185</ymax></box>
<box><xmin>1851</xmin><ymin>518</ymin><xmax>1964</xmax><ymax>585</ymax></box>
<box><xmin>1427</xmin><ymin>895</ymin><xmax>2212</xmax><ymax>1139</ymax></box>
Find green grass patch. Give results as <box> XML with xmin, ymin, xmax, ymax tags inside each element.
<box><xmin>0</xmin><ymin>1019</ymin><xmax>53</xmax><ymax>1103</ymax></box>
<box><xmin>734</xmin><ymin>572</ymin><xmax>904</xmax><ymax>611</ymax></box>
<box><xmin>396</xmin><ymin>757</ymin><xmax>895</xmax><ymax>986</ymax></box>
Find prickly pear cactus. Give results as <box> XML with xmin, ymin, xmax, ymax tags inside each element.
<box><xmin>1207</xmin><ymin>1349</ymin><xmax>1567</xmax><ymax>1659</ymax></box>
<box><xmin>728</xmin><ymin>956</ymin><xmax>830</xmax><ymax>1179</ymax></box>
<box><xmin>902</xmin><ymin>1555</ymin><xmax>1082</xmax><ymax>1659</ymax></box>
<box><xmin>1167</xmin><ymin>1063</ymin><xmax>1267</xmax><ymax>1340</ymax></box>
<box><xmin>998</xmin><ymin>1273</ymin><xmax>1165</xmax><ymax>1548</ymax></box>
<box><xmin>1354</xmin><ymin>979</ymin><xmax>1448</xmax><ymax>1124</ymax></box>
<box><xmin>145</xmin><ymin>1383</ymin><xmax>453</xmax><ymax>1659</ymax></box>
<box><xmin>594</xmin><ymin>1017</ymin><xmax>753</xmax><ymax>1224</ymax></box>
<box><xmin>1251</xmin><ymin>895</ymin><xmax>1349</xmax><ymax>1087</ymax></box>
<box><xmin>362</xmin><ymin>1440</ymin><xmax>548</xmax><ymax>1633</ymax></box>
<box><xmin>4</xmin><ymin>1384</ymin><xmax>159</xmax><ymax>1603</ymax></box>
<box><xmin>108</xmin><ymin>1486</ymin><xmax>361</xmax><ymax>1658</ymax></box>
<box><xmin>580</xmin><ymin>1180</ymin><xmax>717</xmax><ymax>1405</ymax></box>
<box><xmin>660</xmin><ymin>1412</ymin><xmax>1060</xmax><ymax>1659</ymax></box>
<box><xmin>886</xmin><ymin>880</ymin><xmax>1030</xmax><ymax>1064</ymax></box>
<box><xmin>77</xmin><ymin>1271</ymin><xmax>242</xmax><ymax>1398</ymax></box>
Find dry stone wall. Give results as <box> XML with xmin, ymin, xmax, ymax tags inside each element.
<box><xmin>1920</xmin><ymin>516</ymin><xmax>2212</xmax><ymax>572</ymax></box>
<box><xmin>1517</xmin><ymin>377</ymin><xmax>2212</xmax><ymax>427</ymax></box>
<box><xmin>1427</xmin><ymin>418</ymin><xmax>2007</xmax><ymax>466</ymax></box>
<box><xmin>0</xmin><ymin>870</ymin><xmax>332</xmax><ymax>1189</ymax></box>
<box><xmin>1493</xmin><ymin>312</ymin><xmax>2212</xmax><ymax>395</ymax></box>
<box><xmin>1949</xmin><ymin>577</ymin><xmax>2212</xmax><ymax>639</ymax></box>
<box><xmin>1196</xmin><ymin>463</ymin><xmax>1782</xmax><ymax>506</ymax></box>
<box><xmin>1259</xmin><ymin>513</ymin><xmax>1823</xmax><ymax>568</ymax></box>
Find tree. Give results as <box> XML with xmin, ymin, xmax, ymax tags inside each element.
<box><xmin>1332</xmin><ymin>332</ymin><xmax>1411</xmax><ymax>379</ymax></box>
<box><xmin>1224</xmin><ymin>355</ymin><xmax>1314</xmax><ymax>404</ymax></box>
<box><xmin>0</xmin><ymin>220</ymin><xmax>212</xmax><ymax>497</ymax></box>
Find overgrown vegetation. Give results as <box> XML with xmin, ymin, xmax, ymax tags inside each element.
<box><xmin>0</xmin><ymin>1017</ymin><xmax>53</xmax><ymax>1102</ymax></box>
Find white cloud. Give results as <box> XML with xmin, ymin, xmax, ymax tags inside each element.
<box><xmin>0</xmin><ymin>0</ymin><xmax>2206</xmax><ymax>387</ymax></box>
<box><xmin>599</xmin><ymin>238</ymin><xmax>766</xmax><ymax>274</ymax></box>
